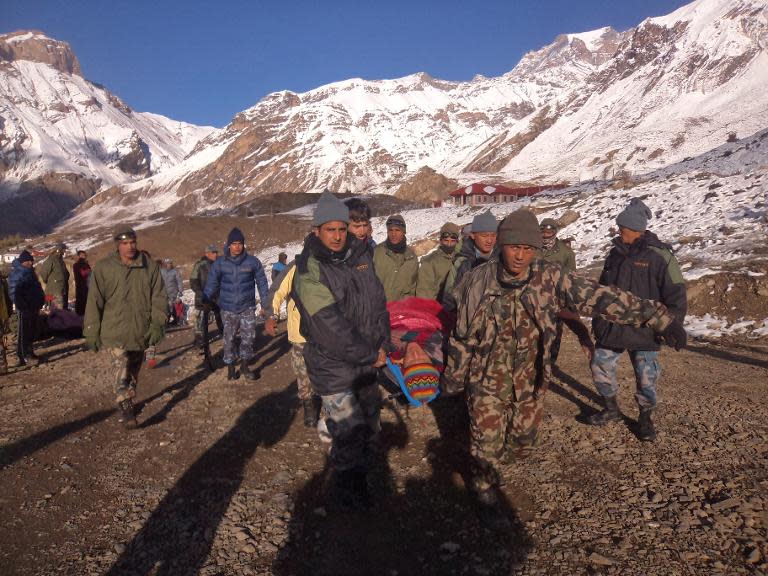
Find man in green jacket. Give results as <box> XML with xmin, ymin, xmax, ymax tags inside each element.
<box><xmin>37</xmin><ymin>243</ymin><xmax>70</xmax><ymax>309</ymax></box>
<box><xmin>415</xmin><ymin>222</ymin><xmax>459</xmax><ymax>301</ymax></box>
<box><xmin>84</xmin><ymin>226</ymin><xmax>167</xmax><ymax>429</ymax></box>
<box><xmin>538</xmin><ymin>218</ymin><xmax>584</xmax><ymax>365</ymax></box>
<box><xmin>373</xmin><ymin>214</ymin><xmax>419</xmax><ymax>302</ymax></box>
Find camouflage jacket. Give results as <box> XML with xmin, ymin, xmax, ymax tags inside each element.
<box><xmin>443</xmin><ymin>258</ymin><xmax>674</xmax><ymax>394</ymax></box>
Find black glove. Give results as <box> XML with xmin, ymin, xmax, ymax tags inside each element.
<box><xmin>661</xmin><ymin>320</ymin><xmax>687</xmax><ymax>351</ymax></box>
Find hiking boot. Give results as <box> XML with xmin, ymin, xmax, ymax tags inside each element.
<box><xmin>240</xmin><ymin>359</ymin><xmax>257</xmax><ymax>381</ymax></box>
<box><xmin>637</xmin><ymin>408</ymin><xmax>656</xmax><ymax>442</ymax></box>
<box><xmin>302</xmin><ymin>398</ymin><xmax>319</xmax><ymax>427</ymax></box>
<box><xmin>118</xmin><ymin>399</ymin><xmax>138</xmax><ymax>429</ymax></box>
<box><xmin>588</xmin><ymin>396</ymin><xmax>622</xmax><ymax>425</ymax></box>
<box><xmin>474</xmin><ymin>488</ymin><xmax>512</xmax><ymax>529</ymax></box>
<box><xmin>227</xmin><ymin>364</ymin><xmax>239</xmax><ymax>381</ymax></box>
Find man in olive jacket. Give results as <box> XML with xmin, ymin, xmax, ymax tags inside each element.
<box><xmin>37</xmin><ymin>243</ymin><xmax>70</xmax><ymax>309</ymax></box>
<box><xmin>84</xmin><ymin>226</ymin><xmax>167</xmax><ymax>429</ymax></box>
<box><xmin>293</xmin><ymin>190</ymin><xmax>389</xmax><ymax>508</ymax></box>
<box><xmin>373</xmin><ymin>214</ymin><xmax>418</xmax><ymax>302</ymax></box>
<box><xmin>416</xmin><ymin>222</ymin><xmax>459</xmax><ymax>301</ymax></box>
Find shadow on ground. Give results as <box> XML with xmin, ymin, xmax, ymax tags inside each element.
<box><xmin>275</xmin><ymin>398</ymin><xmax>533</xmax><ymax>576</ymax></box>
<box><xmin>106</xmin><ymin>383</ymin><xmax>297</xmax><ymax>575</ymax></box>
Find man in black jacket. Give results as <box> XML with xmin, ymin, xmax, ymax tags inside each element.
<box><xmin>589</xmin><ymin>198</ymin><xmax>687</xmax><ymax>441</ymax></box>
<box><xmin>293</xmin><ymin>190</ymin><xmax>389</xmax><ymax>508</ymax></box>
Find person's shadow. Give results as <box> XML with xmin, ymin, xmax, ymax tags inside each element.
<box><xmin>105</xmin><ymin>383</ymin><xmax>297</xmax><ymax>576</ymax></box>
<box><xmin>274</xmin><ymin>400</ymin><xmax>533</xmax><ymax>576</ymax></box>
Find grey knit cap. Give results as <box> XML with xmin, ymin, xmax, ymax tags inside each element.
<box><xmin>312</xmin><ymin>189</ymin><xmax>350</xmax><ymax>226</ymax></box>
<box><xmin>205</xmin><ymin>244</ymin><xmax>218</xmax><ymax>253</ymax></box>
<box><xmin>616</xmin><ymin>198</ymin><xmax>652</xmax><ymax>232</ymax></box>
<box><xmin>497</xmin><ymin>210</ymin><xmax>542</xmax><ymax>248</ymax></box>
<box><xmin>471</xmin><ymin>210</ymin><xmax>498</xmax><ymax>233</ymax></box>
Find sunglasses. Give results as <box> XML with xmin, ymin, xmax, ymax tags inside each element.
<box><xmin>440</xmin><ymin>233</ymin><xmax>459</xmax><ymax>240</ymax></box>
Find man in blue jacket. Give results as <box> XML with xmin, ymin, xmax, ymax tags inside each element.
<box><xmin>8</xmin><ymin>250</ymin><xmax>45</xmax><ymax>366</ymax></box>
<box><xmin>204</xmin><ymin>228</ymin><xmax>269</xmax><ymax>381</ymax></box>
<box><xmin>589</xmin><ymin>198</ymin><xmax>687</xmax><ymax>441</ymax></box>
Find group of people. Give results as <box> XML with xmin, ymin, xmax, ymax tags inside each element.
<box><xmin>2</xmin><ymin>191</ymin><xmax>688</xmax><ymax>521</ymax></box>
<box><xmin>0</xmin><ymin>245</ymin><xmax>92</xmax><ymax>372</ymax></box>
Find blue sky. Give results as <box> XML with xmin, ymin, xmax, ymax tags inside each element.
<box><xmin>5</xmin><ymin>0</ymin><xmax>690</xmax><ymax>127</ymax></box>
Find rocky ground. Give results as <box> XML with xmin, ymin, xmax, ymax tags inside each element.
<box><xmin>0</xmin><ymin>322</ymin><xmax>766</xmax><ymax>576</ymax></box>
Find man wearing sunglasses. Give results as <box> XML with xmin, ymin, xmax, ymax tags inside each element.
<box><xmin>416</xmin><ymin>222</ymin><xmax>460</xmax><ymax>301</ymax></box>
<box><xmin>539</xmin><ymin>218</ymin><xmax>584</xmax><ymax>365</ymax></box>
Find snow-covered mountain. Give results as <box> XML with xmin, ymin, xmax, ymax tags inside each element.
<box><xmin>67</xmin><ymin>0</ymin><xmax>767</xmax><ymax>226</ymax></box>
<box><xmin>0</xmin><ymin>30</ymin><xmax>214</xmax><ymax>234</ymax></box>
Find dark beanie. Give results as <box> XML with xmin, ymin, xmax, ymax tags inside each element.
<box><xmin>497</xmin><ymin>210</ymin><xmax>542</xmax><ymax>248</ymax></box>
<box><xmin>616</xmin><ymin>198</ymin><xmax>652</xmax><ymax>232</ymax></box>
<box><xmin>386</xmin><ymin>214</ymin><xmax>406</xmax><ymax>230</ymax></box>
<box><xmin>18</xmin><ymin>250</ymin><xmax>34</xmax><ymax>263</ymax></box>
<box><xmin>313</xmin><ymin>189</ymin><xmax>350</xmax><ymax>226</ymax></box>
<box><xmin>471</xmin><ymin>210</ymin><xmax>498</xmax><ymax>233</ymax></box>
<box><xmin>227</xmin><ymin>227</ymin><xmax>245</xmax><ymax>245</ymax></box>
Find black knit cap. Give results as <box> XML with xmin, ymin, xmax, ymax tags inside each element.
<box><xmin>497</xmin><ymin>209</ymin><xmax>542</xmax><ymax>248</ymax></box>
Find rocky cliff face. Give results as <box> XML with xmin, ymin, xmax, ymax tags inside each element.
<box><xmin>0</xmin><ymin>30</ymin><xmax>214</xmax><ymax>235</ymax></box>
<box><xmin>0</xmin><ymin>30</ymin><xmax>82</xmax><ymax>75</ymax></box>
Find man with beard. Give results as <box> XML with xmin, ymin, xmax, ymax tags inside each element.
<box><xmin>72</xmin><ymin>250</ymin><xmax>92</xmax><ymax>316</ymax></box>
<box><xmin>442</xmin><ymin>209</ymin><xmax>686</xmax><ymax>520</ymax></box>
<box><xmin>589</xmin><ymin>198</ymin><xmax>687</xmax><ymax>442</ymax></box>
<box><xmin>293</xmin><ymin>190</ymin><xmax>389</xmax><ymax>508</ymax></box>
<box><xmin>416</xmin><ymin>222</ymin><xmax>460</xmax><ymax>301</ymax></box>
<box><xmin>344</xmin><ymin>198</ymin><xmax>375</xmax><ymax>249</ymax></box>
<box><xmin>84</xmin><ymin>227</ymin><xmax>167</xmax><ymax>428</ymax></box>
<box><xmin>373</xmin><ymin>214</ymin><xmax>418</xmax><ymax>302</ymax></box>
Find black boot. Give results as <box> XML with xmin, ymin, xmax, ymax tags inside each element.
<box><xmin>118</xmin><ymin>399</ymin><xmax>138</xmax><ymax>429</ymax></box>
<box><xmin>240</xmin><ymin>359</ymin><xmax>257</xmax><ymax>381</ymax></box>
<box><xmin>637</xmin><ymin>408</ymin><xmax>656</xmax><ymax>442</ymax></box>
<box><xmin>302</xmin><ymin>398</ymin><xmax>320</xmax><ymax>427</ymax></box>
<box><xmin>227</xmin><ymin>364</ymin><xmax>239</xmax><ymax>381</ymax></box>
<box><xmin>588</xmin><ymin>396</ymin><xmax>622</xmax><ymax>425</ymax></box>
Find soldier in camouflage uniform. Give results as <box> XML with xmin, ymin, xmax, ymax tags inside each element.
<box><xmin>37</xmin><ymin>243</ymin><xmax>70</xmax><ymax>310</ymax></box>
<box><xmin>538</xmin><ymin>217</ymin><xmax>590</xmax><ymax>365</ymax></box>
<box><xmin>84</xmin><ymin>227</ymin><xmax>167</xmax><ymax>428</ymax></box>
<box><xmin>442</xmin><ymin>209</ymin><xmax>687</xmax><ymax>510</ymax></box>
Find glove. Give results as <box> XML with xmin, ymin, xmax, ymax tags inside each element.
<box><xmin>660</xmin><ymin>320</ymin><xmax>687</xmax><ymax>351</ymax></box>
<box><xmin>146</xmin><ymin>323</ymin><xmax>165</xmax><ymax>347</ymax></box>
<box><xmin>84</xmin><ymin>337</ymin><xmax>100</xmax><ymax>352</ymax></box>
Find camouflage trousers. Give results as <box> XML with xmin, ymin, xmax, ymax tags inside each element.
<box><xmin>221</xmin><ymin>308</ymin><xmax>257</xmax><ymax>365</ymax></box>
<box><xmin>321</xmin><ymin>379</ymin><xmax>381</xmax><ymax>472</ymax></box>
<box><xmin>290</xmin><ymin>343</ymin><xmax>313</xmax><ymax>401</ymax></box>
<box><xmin>591</xmin><ymin>347</ymin><xmax>659</xmax><ymax>409</ymax></box>
<box><xmin>107</xmin><ymin>347</ymin><xmax>145</xmax><ymax>403</ymax></box>
<box><xmin>467</xmin><ymin>372</ymin><xmax>544</xmax><ymax>491</ymax></box>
